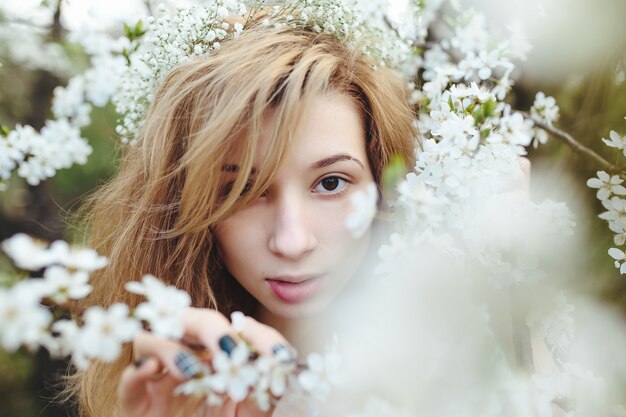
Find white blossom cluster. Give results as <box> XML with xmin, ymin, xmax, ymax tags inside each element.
<box><xmin>587</xmin><ymin>125</ymin><xmax>626</xmax><ymax>274</ymax></box>
<box><xmin>0</xmin><ymin>18</ymin><xmax>72</xmax><ymax>77</ymax></box>
<box><xmin>0</xmin><ymin>120</ymin><xmax>93</xmax><ymax>187</ymax></box>
<box><xmin>0</xmin><ymin>233</ymin><xmax>339</xmax><ymax>409</ymax></box>
<box><xmin>361</xmin><ymin>1</ymin><xmax>623</xmax><ymax>414</ymax></box>
<box><xmin>0</xmin><ymin>234</ymin><xmax>108</xmax><ymax>358</ymax></box>
<box><xmin>175</xmin><ymin>335</ymin><xmax>341</xmax><ymax>412</ymax></box>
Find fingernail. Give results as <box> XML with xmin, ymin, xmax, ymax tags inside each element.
<box><xmin>271</xmin><ymin>344</ymin><xmax>295</xmax><ymax>362</ymax></box>
<box><xmin>218</xmin><ymin>335</ymin><xmax>237</xmax><ymax>356</ymax></box>
<box><xmin>174</xmin><ymin>350</ymin><xmax>203</xmax><ymax>379</ymax></box>
<box><xmin>133</xmin><ymin>356</ymin><xmax>148</xmax><ymax>369</ymax></box>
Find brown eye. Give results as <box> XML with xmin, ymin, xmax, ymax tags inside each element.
<box><xmin>313</xmin><ymin>176</ymin><xmax>348</xmax><ymax>194</ymax></box>
<box><xmin>322</xmin><ymin>177</ymin><xmax>339</xmax><ymax>190</ymax></box>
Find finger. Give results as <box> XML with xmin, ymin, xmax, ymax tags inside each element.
<box><xmin>118</xmin><ymin>357</ymin><xmax>163</xmax><ymax>412</ymax></box>
<box><xmin>235</xmin><ymin>315</ymin><xmax>293</xmax><ymax>358</ymax></box>
<box><xmin>179</xmin><ymin>307</ymin><xmax>235</xmax><ymax>353</ymax></box>
<box><xmin>133</xmin><ymin>331</ymin><xmax>204</xmax><ymax>380</ymax></box>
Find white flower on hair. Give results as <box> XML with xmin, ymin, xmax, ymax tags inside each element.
<box><xmin>0</xmin><ymin>280</ymin><xmax>52</xmax><ymax>351</ymax></box>
<box><xmin>602</xmin><ymin>130</ymin><xmax>626</xmax><ymax>156</ymax></box>
<box><xmin>211</xmin><ymin>342</ymin><xmax>259</xmax><ymax>402</ymax></box>
<box><xmin>345</xmin><ymin>182</ymin><xmax>378</xmax><ymax>238</ymax></box>
<box><xmin>77</xmin><ymin>304</ymin><xmax>141</xmax><ymax>365</ymax></box>
<box><xmin>297</xmin><ymin>350</ymin><xmax>341</xmax><ymax>401</ymax></box>
<box><xmin>125</xmin><ymin>274</ymin><xmax>190</xmax><ymax>339</ymax></box>
<box><xmin>586</xmin><ymin>171</ymin><xmax>626</xmax><ymax>201</ymax></box>
<box><xmin>608</xmin><ymin>248</ymin><xmax>626</xmax><ymax>274</ymax></box>
<box><xmin>41</xmin><ymin>265</ymin><xmax>92</xmax><ymax>303</ymax></box>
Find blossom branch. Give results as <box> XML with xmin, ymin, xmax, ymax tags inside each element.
<box><xmin>521</xmin><ymin>111</ymin><xmax>619</xmax><ymax>172</ymax></box>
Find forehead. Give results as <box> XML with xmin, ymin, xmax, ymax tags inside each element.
<box><xmin>257</xmin><ymin>93</ymin><xmax>367</xmax><ymax>168</ymax></box>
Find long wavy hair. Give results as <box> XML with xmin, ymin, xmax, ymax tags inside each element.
<box><xmin>70</xmin><ymin>17</ymin><xmax>417</xmax><ymax>417</ymax></box>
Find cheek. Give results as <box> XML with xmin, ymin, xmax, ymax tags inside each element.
<box><xmin>215</xmin><ymin>214</ymin><xmax>264</xmax><ymax>276</ymax></box>
<box><xmin>314</xmin><ymin>200</ymin><xmax>368</xmax><ymax>256</ymax></box>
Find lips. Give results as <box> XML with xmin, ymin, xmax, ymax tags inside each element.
<box><xmin>266</xmin><ymin>275</ymin><xmax>324</xmax><ymax>303</ymax></box>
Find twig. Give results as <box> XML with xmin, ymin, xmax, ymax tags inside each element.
<box><xmin>382</xmin><ymin>15</ymin><xmax>435</xmax><ymax>50</ymax></box>
<box><xmin>510</xmin><ymin>288</ymin><xmax>534</xmax><ymax>373</ymax></box>
<box><xmin>520</xmin><ymin>111</ymin><xmax>619</xmax><ymax>172</ymax></box>
<box><xmin>144</xmin><ymin>0</ymin><xmax>155</xmax><ymax>17</ymax></box>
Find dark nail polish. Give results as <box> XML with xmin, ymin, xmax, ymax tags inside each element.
<box><xmin>271</xmin><ymin>343</ymin><xmax>295</xmax><ymax>362</ymax></box>
<box><xmin>218</xmin><ymin>335</ymin><xmax>237</xmax><ymax>356</ymax></box>
<box><xmin>174</xmin><ymin>350</ymin><xmax>203</xmax><ymax>379</ymax></box>
<box><xmin>133</xmin><ymin>356</ymin><xmax>148</xmax><ymax>368</ymax></box>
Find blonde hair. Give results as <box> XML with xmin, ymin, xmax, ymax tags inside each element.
<box><xmin>71</xmin><ymin>20</ymin><xmax>416</xmax><ymax>417</ymax></box>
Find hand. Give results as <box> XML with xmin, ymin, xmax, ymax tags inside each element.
<box><xmin>118</xmin><ymin>308</ymin><xmax>291</xmax><ymax>417</ymax></box>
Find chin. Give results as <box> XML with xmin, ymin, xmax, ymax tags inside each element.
<box><xmin>265</xmin><ymin>295</ymin><xmax>335</xmax><ymax>320</ymax></box>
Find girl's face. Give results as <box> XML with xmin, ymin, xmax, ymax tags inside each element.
<box><xmin>215</xmin><ymin>93</ymin><xmax>375</xmax><ymax>319</ymax></box>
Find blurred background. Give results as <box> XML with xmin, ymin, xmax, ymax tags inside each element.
<box><xmin>0</xmin><ymin>0</ymin><xmax>625</xmax><ymax>416</ymax></box>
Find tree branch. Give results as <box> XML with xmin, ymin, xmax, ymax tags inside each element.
<box><xmin>520</xmin><ymin>111</ymin><xmax>619</xmax><ymax>172</ymax></box>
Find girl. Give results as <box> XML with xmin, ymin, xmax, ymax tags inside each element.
<box><xmin>72</xmin><ymin>10</ymin><xmax>417</xmax><ymax>417</ymax></box>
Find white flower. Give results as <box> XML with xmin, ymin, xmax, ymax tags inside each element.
<box><xmin>211</xmin><ymin>342</ymin><xmax>259</xmax><ymax>402</ymax></box>
<box><xmin>498</xmin><ymin>109</ymin><xmax>535</xmax><ymax>149</ymax></box>
<box><xmin>602</xmin><ymin>130</ymin><xmax>626</xmax><ymax>155</ymax></box>
<box><xmin>345</xmin><ymin>182</ymin><xmax>378</xmax><ymax>238</ymax></box>
<box><xmin>125</xmin><ymin>274</ymin><xmax>190</xmax><ymax>339</ymax></box>
<box><xmin>174</xmin><ymin>375</ymin><xmax>225</xmax><ymax>407</ymax></box>
<box><xmin>297</xmin><ymin>350</ymin><xmax>341</xmax><ymax>401</ymax></box>
<box><xmin>527</xmin><ymin>292</ymin><xmax>575</xmax><ymax>353</ymax></box>
<box><xmin>255</xmin><ymin>348</ymin><xmax>296</xmax><ymax>398</ymax></box>
<box><xmin>586</xmin><ymin>171</ymin><xmax>626</xmax><ymax>201</ymax></box>
<box><xmin>40</xmin><ymin>319</ymin><xmax>80</xmax><ymax>358</ymax></box>
<box><xmin>77</xmin><ymin>304</ymin><xmax>141</xmax><ymax>364</ymax></box>
<box><xmin>51</xmin><ymin>241</ymin><xmax>108</xmax><ymax>272</ymax></box>
<box><xmin>230</xmin><ymin>311</ymin><xmax>246</xmax><ymax>332</ymax></box>
<box><xmin>41</xmin><ymin>265</ymin><xmax>92</xmax><ymax>303</ymax></box>
<box><xmin>0</xmin><ymin>280</ymin><xmax>52</xmax><ymax>351</ymax></box>
<box><xmin>2</xmin><ymin>233</ymin><xmax>57</xmax><ymax>270</ymax></box>
<box><xmin>608</xmin><ymin>248</ymin><xmax>626</xmax><ymax>274</ymax></box>
<box><xmin>531</xmin><ymin>92</ymin><xmax>559</xmax><ymax>126</ymax></box>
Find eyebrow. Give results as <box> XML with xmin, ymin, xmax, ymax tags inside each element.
<box><xmin>221</xmin><ymin>154</ymin><xmax>365</xmax><ymax>173</ymax></box>
<box><xmin>311</xmin><ymin>154</ymin><xmax>365</xmax><ymax>170</ymax></box>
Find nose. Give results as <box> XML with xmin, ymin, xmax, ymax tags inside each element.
<box><xmin>268</xmin><ymin>195</ymin><xmax>317</xmax><ymax>259</ymax></box>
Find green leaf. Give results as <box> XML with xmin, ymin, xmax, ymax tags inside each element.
<box><xmin>382</xmin><ymin>153</ymin><xmax>408</xmax><ymax>195</ymax></box>
<box><xmin>481</xmin><ymin>99</ymin><xmax>496</xmax><ymax>119</ymax></box>
<box><xmin>123</xmin><ymin>23</ymin><xmax>132</xmax><ymax>38</ymax></box>
<box><xmin>0</xmin><ymin>125</ymin><xmax>9</xmax><ymax>137</ymax></box>
<box><xmin>133</xmin><ymin>20</ymin><xmax>145</xmax><ymax>37</ymax></box>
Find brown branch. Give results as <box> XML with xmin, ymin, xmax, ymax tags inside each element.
<box><xmin>520</xmin><ymin>111</ymin><xmax>619</xmax><ymax>172</ymax></box>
